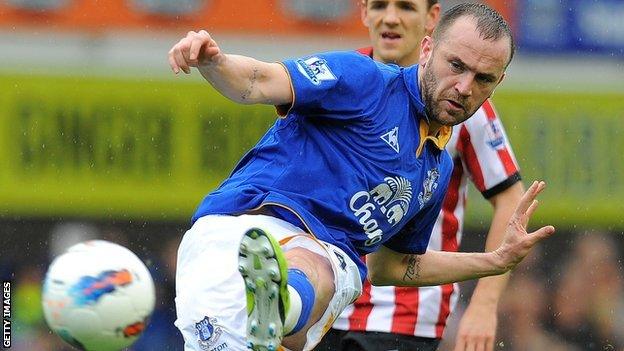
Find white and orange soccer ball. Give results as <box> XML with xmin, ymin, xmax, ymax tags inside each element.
<box><xmin>42</xmin><ymin>240</ymin><xmax>155</xmax><ymax>351</ymax></box>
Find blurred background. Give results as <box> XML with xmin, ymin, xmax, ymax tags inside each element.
<box><xmin>0</xmin><ymin>0</ymin><xmax>622</xmax><ymax>350</ymax></box>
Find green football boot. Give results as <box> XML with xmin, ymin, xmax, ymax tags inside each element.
<box><xmin>238</xmin><ymin>228</ymin><xmax>290</xmax><ymax>351</ymax></box>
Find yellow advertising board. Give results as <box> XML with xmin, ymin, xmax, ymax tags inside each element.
<box><xmin>1</xmin><ymin>74</ymin><xmax>622</xmax><ymax>228</ymax></box>
<box><xmin>0</xmin><ymin>74</ymin><xmax>275</xmax><ymax>220</ymax></box>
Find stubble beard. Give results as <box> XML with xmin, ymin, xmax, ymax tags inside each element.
<box><xmin>421</xmin><ymin>66</ymin><xmax>442</xmax><ymax>125</ymax></box>
<box><xmin>421</xmin><ymin>65</ymin><xmax>473</xmax><ymax>127</ymax></box>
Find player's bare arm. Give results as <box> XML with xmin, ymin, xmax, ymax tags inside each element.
<box><xmin>168</xmin><ymin>30</ymin><xmax>292</xmax><ymax>105</ymax></box>
<box><xmin>367</xmin><ymin>244</ymin><xmax>503</xmax><ymax>286</ymax></box>
<box><xmin>367</xmin><ymin>181</ymin><xmax>555</xmax><ymax>287</ymax></box>
<box><xmin>454</xmin><ymin>181</ymin><xmax>524</xmax><ymax>351</ymax></box>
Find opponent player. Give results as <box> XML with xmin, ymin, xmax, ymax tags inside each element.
<box><xmin>318</xmin><ymin>1</ymin><xmax>523</xmax><ymax>350</ymax></box>
<box><xmin>168</xmin><ymin>4</ymin><xmax>554</xmax><ymax>351</ymax></box>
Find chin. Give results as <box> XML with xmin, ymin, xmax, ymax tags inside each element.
<box><xmin>435</xmin><ymin>112</ymin><xmax>466</xmax><ymax>126</ymax></box>
<box><xmin>376</xmin><ymin>48</ymin><xmax>401</xmax><ymax>63</ymax></box>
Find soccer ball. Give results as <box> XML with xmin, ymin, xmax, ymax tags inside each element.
<box><xmin>42</xmin><ymin>240</ymin><xmax>156</xmax><ymax>351</ymax></box>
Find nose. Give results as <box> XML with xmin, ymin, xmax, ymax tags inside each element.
<box><xmin>455</xmin><ymin>74</ymin><xmax>473</xmax><ymax>97</ymax></box>
<box><xmin>382</xmin><ymin>5</ymin><xmax>400</xmax><ymax>26</ymax></box>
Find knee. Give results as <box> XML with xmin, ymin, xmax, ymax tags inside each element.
<box><xmin>285</xmin><ymin>248</ymin><xmax>335</xmax><ymax>296</ymax></box>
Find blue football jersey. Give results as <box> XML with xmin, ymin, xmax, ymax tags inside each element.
<box><xmin>193</xmin><ymin>51</ymin><xmax>453</xmax><ymax>280</ymax></box>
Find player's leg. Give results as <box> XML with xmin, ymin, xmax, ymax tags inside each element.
<box><xmin>238</xmin><ymin>227</ymin><xmax>299</xmax><ymax>351</ymax></box>
<box><xmin>239</xmin><ymin>228</ymin><xmax>362</xmax><ymax>351</ymax></box>
<box><xmin>281</xmin><ymin>247</ymin><xmax>335</xmax><ymax>350</ymax></box>
<box><xmin>175</xmin><ymin>214</ymin><xmax>322</xmax><ymax>351</ymax></box>
<box><xmin>238</xmin><ymin>228</ymin><xmax>333</xmax><ymax>351</ymax></box>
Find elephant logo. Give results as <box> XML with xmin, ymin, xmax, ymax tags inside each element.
<box><xmin>370</xmin><ymin>183</ymin><xmax>393</xmax><ymax>204</ymax></box>
<box><xmin>379</xmin><ymin>176</ymin><xmax>412</xmax><ymax>226</ymax></box>
<box><xmin>350</xmin><ymin>176</ymin><xmax>413</xmax><ymax>245</ymax></box>
<box><xmin>386</xmin><ymin>203</ymin><xmax>405</xmax><ymax>226</ymax></box>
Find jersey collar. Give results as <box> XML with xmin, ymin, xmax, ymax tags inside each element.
<box><xmin>416</xmin><ymin>119</ymin><xmax>452</xmax><ymax>157</ymax></box>
<box><xmin>405</xmin><ymin>65</ymin><xmax>452</xmax><ymax>156</ymax></box>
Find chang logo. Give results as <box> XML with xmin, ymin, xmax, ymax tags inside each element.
<box><xmin>349</xmin><ymin>176</ymin><xmax>413</xmax><ymax>246</ymax></box>
<box><xmin>417</xmin><ymin>169</ymin><xmax>440</xmax><ymax>209</ymax></box>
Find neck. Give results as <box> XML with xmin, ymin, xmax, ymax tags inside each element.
<box><xmin>427</xmin><ymin>120</ymin><xmax>442</xmax><ymax>136</ymax></box>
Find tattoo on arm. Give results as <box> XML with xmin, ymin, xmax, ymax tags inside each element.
<box><xmin>402</xmin><ymin>254</ymin><xmax>421</xmax><ymax>282</ymax></box>
<box><xmin>241</xmin><ymin>67</ymin><xmax>259</xmax><ymax>101</ymax></box>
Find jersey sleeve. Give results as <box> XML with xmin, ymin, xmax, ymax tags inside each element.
<box><xmin>457</xmin><ymin>100</ymin><xmax>521</xmax><ymax>199</ymax></box>
<box><xmin>278</xmin><ymin>51</ymin><xmax>385</xmax><ymax>120</ymax></box>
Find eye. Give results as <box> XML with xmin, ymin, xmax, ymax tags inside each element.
<box><xmin>476</xmin><ymin>74</ymin><xmax>495</xmax><ymax>84</ymax></box>
<box><xmin>398</xmin><ymin>2</ymin><xmax>416</xmax><ymax>11</ymax></box>
<box><xmin>369</xmin><ymin>1</ymin><xmax>386</xmax><ymax>10</ymax></box>
<box><xmin>449</xmin><ymin>61</ymin><xmax>463</xmax><ymax>73</ymax></box>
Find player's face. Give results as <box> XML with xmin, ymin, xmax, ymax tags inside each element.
<box><xmin>419</xmin><ymin>17</ymin><xmax>509</xmax><ymax>126</ymax></box>
<box><xmin>361</xmin><ymin>0</ymin><xmax>440</xmax><ymax>67</ymax></box>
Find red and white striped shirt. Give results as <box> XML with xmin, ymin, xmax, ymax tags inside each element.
<box><xmin>332</xmin><ymin>97</ymin><xmax>521</xmax><ymax>338</ymax></box>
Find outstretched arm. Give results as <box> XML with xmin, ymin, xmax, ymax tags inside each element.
<box><xmin>367</xmin><ymin>181</ymin><xmax>554</xmax><ymax>286</ymax></box>
<box><xmin>454</xmin><ymin>181</ymin><xmax>524</xmax><ymax>351</ymax></box>
<box><xmin>168</xmin><ymin>30</ymin><xmax>292</xmax><ymax>106</ymax></box>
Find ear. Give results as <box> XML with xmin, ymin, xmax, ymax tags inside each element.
<box><xmin>497</xmin><ymin>72</ymin><xmax>506</xmax><ymax>85</ymax></box>
<box><xmin>425</xmin><ymin>4</ymin><xmax>441</xmax><ymax>36</ymax></box>
<box><xmin>360</xmin><ymin>0</ymin><xmax>369</xmax><ymax>27</ymax></box>
<box><xmin>488</xmin><ymin>72</ymin><xmax>506</xmax><ymax>98</ymax></box>
<box><xmin>419</xmin><ymin>36</ymin><xmax>433</xmax><ymax>66</ymax></box>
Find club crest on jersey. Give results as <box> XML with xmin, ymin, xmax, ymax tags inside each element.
<box><xmin>485</xmin><ymin>119</ymin><xmax>505</xmax><ymax>150</ymax></box>
<box><xmin>350</xmin><ymin>176</ymin><xmax>413</xmax><ymax>246</ymax></box>
<box><xmin>296</xmin><ymin>57</ymin><xmax>336</xmax><ymax>85</ymax></box>
<box><xmin>381</xmin><ymin>127</ymin><xmax>400</xmax><ymax>153</ymax></box>
<box><xmin>195</xmin><ymin>316</ymin><xmax>223</xmax><ymax>350</ymax></box>
<box><xmin>418</xmin><ymin>169</ymin><xmax>440</xmax><ymax>209</ymax></box>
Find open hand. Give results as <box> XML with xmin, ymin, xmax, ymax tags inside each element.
<box><xmin>168</xmin><ymin>30</ymin><xmax>223</xmax><ymax>74</ymax></box>
<box><xmin>493</xmin><ymin>181</ymin><xmax>555</xmax><ymax>271</ymax></box>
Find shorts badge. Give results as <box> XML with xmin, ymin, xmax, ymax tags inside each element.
<box><xmin>195</xmin><ymin>316</ymin><xmax>223</xmax><ymax>350</ymax></box>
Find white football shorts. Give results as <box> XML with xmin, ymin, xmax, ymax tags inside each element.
<box><xmin>175</xmin><ymin>214</ymin><xmax>362</xmax><ymax>351</ymax></box>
